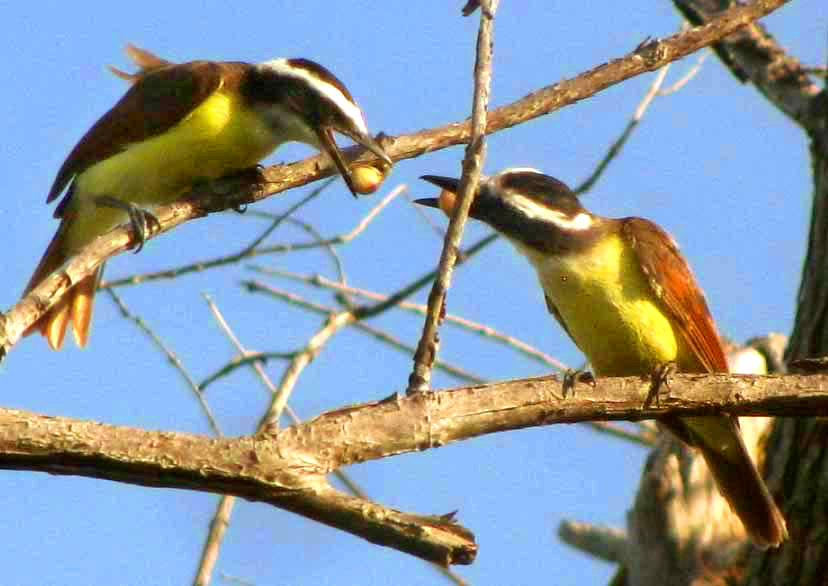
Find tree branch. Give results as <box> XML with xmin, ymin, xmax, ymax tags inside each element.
<box><xmin>0</xmin><ymin>371</ymin><xmax>824</xmax><ymax>565</ymax></box>
<box><xmin>673</xmin><ymin>0</ymin><xmax>821</xmax><ymax>130</ymax></box>
<box><xmin>408</xmin><ymin>0</ymin><xmax>498</xmax><ymax>392</ymax></box>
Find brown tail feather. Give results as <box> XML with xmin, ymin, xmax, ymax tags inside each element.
<box><xmin>688</xmin><ymin>417</ymin><xmax>788</xmax><ymax>547</ymax></box>
<box><xmin>69</xmin><ymin>271</ymin><xmax>99</xmax><ymax>347</ymax></box>
<box><xmin>40</xmin><ymin>299</ymin><xmax>71</xmax><ymax>350</ymax></box>
<box><xmin>23</xmin><ymin>220</ymin><xmax>100</xmax><ymax>350</ymax></box>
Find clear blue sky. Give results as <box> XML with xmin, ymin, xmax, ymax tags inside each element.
<box><xmin>0</xmin><ymin>2</ymin><xmax>823</xmax><ymax>584</ymax></box>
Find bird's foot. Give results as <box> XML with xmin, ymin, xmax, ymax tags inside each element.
<box><xmin>562</xmin><ymin>368</ymin><xmax>595</xmax><ymax>398</ymax></box>
<box><xmin>644</xmin><ymin>361</ymin><xmax>677</xmax><ymax>408</ymax></box>
<box><xmin>212</xmin><ymin>166</ymin><xmax>267</xmax><ymax>213</ymax></box>
<box><xmin>94</xmin><ymin>196</ymin><xmax>159</xmax><ymax>253</ymax></box>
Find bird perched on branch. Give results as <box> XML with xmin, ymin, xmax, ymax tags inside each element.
<box><xmin>417</xmin><ymin>167</ymin><xmax>787</xmax><ymax>547</ymax></box>
<box><xmin>23</xmin><ymin>45</ymin><xmax>391</xmax><ymax>350</ymax></box>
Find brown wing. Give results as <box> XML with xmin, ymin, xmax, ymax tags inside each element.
<box><xmin>47</xmin><ymin>58</ymin><xmax>234</xmax><ymax>205</ymax></box>
<box><xmin>621</xmin><ymin>217</ymin><xmax>728</xmax><ymax>373</ymax></box>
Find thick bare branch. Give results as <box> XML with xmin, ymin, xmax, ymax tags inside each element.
<box><xmin>673</xmin><ymin>0</ymin><xmax>821</xmax><ymax>130</ymax></box>
<box><xmin>0</xmin><ymin>372</ymin><xmax>823</xmax><ymax>561</ymax></box>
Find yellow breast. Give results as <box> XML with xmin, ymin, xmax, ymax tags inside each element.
<box><xmin>522</xmin><ymin>234</ymin><xmax>687</xmax><ymax>376</ymax></box>
<box><xmin>65</xmin><ymin>89</ymin><xmax>280</xmax><ymax>251</ymax></box>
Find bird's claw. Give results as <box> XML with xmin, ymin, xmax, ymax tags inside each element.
<box><xmin>94</xmin><ymin>195</ymin><xmax>159</xmax><ymax>253</ymax></box>
<box><xmin>562</xmin><ymin>368</ymin><xmax>595</xmax><ymax>398</ymax></box>
<box><xmin>644</xmin><ymin>362</ymin><xmax>677</xmax><ymax>408</ymax></box>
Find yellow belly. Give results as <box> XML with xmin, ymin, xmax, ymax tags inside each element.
<box><xmin>64</xmin><ymin>89</ymin><xmax>279</xmax><ymax>251</ymax></box>
<box><xmin>521</xmin><ymin>234</ymin><xmax>695</xmax><ymax>376</ymax></box>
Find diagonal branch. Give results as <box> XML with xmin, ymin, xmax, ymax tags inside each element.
<box><xmin>673</xmin><ymin>0</ymin><xmax>821</xmax><ymax>130</ymax></box>
<box><xmin>0</xmin><ymin>0</ymin><xmax>790</xmax><ymax>359</ymax></box>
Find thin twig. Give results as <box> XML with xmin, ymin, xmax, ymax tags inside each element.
<box><xmin>198</xmin><ymin>352</ymin><xmax>295</xmax><ymax>391</ymax></box>
<box><xmin>252</xmin><ymin>267</ymin><xmax>567</xmax><ymax>370</ymax></box>
<box><xmin>575</xmin><ymin>62</ymin><xmax>672</xmax><ymax>195</ymax></box>
<box><xmin>408</xmin><ymin>0</ymin><xmax>499</xmax><ymax>392</ymax></box>
<box><xmin>193</xmin><ymin>497</ymin><xmax>236</xmax><ymax>586</ymax></box>
<box><xmin>658</xmin><ymin>51</ymin><xmax>708</xmax><ymax>95</ymax></box>
<box><xmin>283</xmin><ymin>216</ymin><xmax>353</xmax><ymax>309</ymax></box>
<box><xmin>104</xmin><ymin>289</ymin><xmax>222</xmax><ymax>437</ymax></box>
<box><xmin>240</xmin><ymin>178</ymin><xmax>334</xmax><ymax>254</ymax></box>
<box><xmin>102</xmin><ymin>186</ymin><xmax>404</xmax><ymax>289</ymax></box>
<box><xmin>258</xmin><ymin>311</ymin><xmax>355</xmax><ymax>432</ymax></box>
<box><xmin>243</xmin><ymin>281</ymin><xmax>484</xmax><ymax>384</ymax></box>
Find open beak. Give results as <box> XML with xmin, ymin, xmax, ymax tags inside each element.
<box><xmin>318</xmin><ymin>127</ymin><xmax>392</xmax><ymax>197</ymax></box>
<box><xmin>419</xmin><ymin>175</ymin><xmax>459</xmax><ymax>195</ymax></box>
<box><xmin>415</xmin><ymin>175</ymin><xmax>462</xmax><ymax>215</ymax></box>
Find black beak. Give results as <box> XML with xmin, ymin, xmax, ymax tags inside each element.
<box><xmin>350</xmin><ymin>130</ymin><xmax>392</xmax><ymax>168</ymax></box>
<box><xmin>413</xmin><ymin>197</ymin><xmax>440</xmax><ymax>208</ymax></box>
<box><xmin>320</xmin><ymin>127</ymin><xmax>392</xmax><ymax>198</ymax></box>
<box><xmin>317</xmin><ymin>127</ymin><xmax>359</xmax><ymax>197</ymax></box>
<box><xmin>420</xmin><ymin>175</ymin><xmax>459</xmax><ymax>192</ymax></box>
<box><xmin>415</xmin><ymin>175</ymin><xmax>461</xmax><ymax>208</ymax></box>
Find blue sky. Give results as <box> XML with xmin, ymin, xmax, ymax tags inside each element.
<box><xmin>0</xmin><ymin>1</ymin><xmax>823</xmax><ymax>584</ymax></box>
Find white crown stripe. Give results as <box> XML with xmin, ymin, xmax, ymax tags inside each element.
<box><xmin>506</xmin><ymin>193</ymin><xmax>592</xmax><ymax>231</ymax></box>
<box><xmin>260</xmin><ymin>59</ymin><xmax>368</xmax><ymax>135</ymax></box>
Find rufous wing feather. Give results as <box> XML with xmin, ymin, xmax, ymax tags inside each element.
<box><xmin>621</xmin><ymin>217</ymin><xmax>787</xmax><ymax>546</ymax></box>
<box><xmin>621</xmin><ymin>217</ymin><xmax>728</xmax><ymax>372</ymax></box>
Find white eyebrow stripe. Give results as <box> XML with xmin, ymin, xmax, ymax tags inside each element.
<box><xmin>504</xmin><ymin>193</ymin><xmax>592</xmax><ymax>230</ymax></box>
<box><xmin>569</xmin><ymin>212</ymin><xmax>592</xmax><ymax>230</ymax></box>
<box><xmin>259</xmin><ymin>59</ymin><xmax>368</xmax><ymax>134</ymax></box>
<box><xmin>501</xmin><ymin>166</ymin><xmax>542</xmax><ymax>175</ymax></box>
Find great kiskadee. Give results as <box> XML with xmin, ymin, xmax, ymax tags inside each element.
<box><xmin>417</xmin><ymin>168</ymin><xmax>787</xmax><ymax>547</ymax></box>
<box><xmin>23</xmin><ymin>45</ymin><xmax>391</xmax><ymax>351</ymax></box>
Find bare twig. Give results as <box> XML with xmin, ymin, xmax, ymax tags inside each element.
<box><xmin>195</xmin><ymin>295</ymin><xmax>355</xmax><ymax>584</ymax></box>
<box><xmin>240</xmin><ymin>178</ymin><xmax>334</xmax><ymax>254</ymax></box>
<box><xmin>194</xmin><ymin>496</ymin><xmax>236</xmax><ymax>586</ymax></box>
<box><xmin>104</xmin><ymin>289</ymin><xmax>223</xmax><ymax>437</ymax></box>
<box><xmin>252</xmin><ymin>267</ymin><xmax>566</xmax><ymax>370</ymax></box>
<box><xmin>283</xmin><ymin>216</ymin><xmax>352</xmax><ymax>308</ymax></box>
<box><xmin>575</xmin><ymin>63</ymin><xmax>672</xmax><ymax>195</ymax></box>
<box><xmin>409</xmin><ymin>0</ymin><xmax>499</xmax><ymax>392</ymax></box>
<box><xmin>102</xmin><ymin>185</ymin><xmax>404</xmax><ymax>291</ymax></box>
<box><xmin>243</xmin><ymin>281</ymin><xmax>484</xmax><ymax>384</ymax></box>
<box><xmin>198</xmin><ymin>352</ymin><xmax>294</xmax><ymax>391</ymax></box>
<box><xmin>658</xmin><ymin>51</ymin><xmax>708</xmax><ymax>95</ymax></box>
<box><xmin>258</xmin><ymin>311</ymin><xmax>355</xmax><ymax>432</ymax></box>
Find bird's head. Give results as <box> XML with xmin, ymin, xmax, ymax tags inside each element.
<box><xmin>246</xmin><ymin>58</ymin><xmax>391</xmax><ymax>196</ymax></box>
<box><xmin>417</xmin><ymin>168</ymin><xmax>594</xmax><ymax>252</ymax></box>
